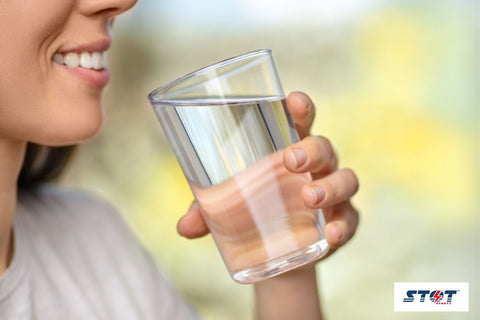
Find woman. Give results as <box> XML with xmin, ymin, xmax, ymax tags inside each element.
<box><xmin>0</xmin><ymin>0</ymin><xmax>359</xmax><ymax>319</ymax></box>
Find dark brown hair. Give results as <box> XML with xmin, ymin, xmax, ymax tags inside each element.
<box><xmin>18</xmin><ymin>143</ymin><xmax>76</xmax><ymax>189</ymax></box>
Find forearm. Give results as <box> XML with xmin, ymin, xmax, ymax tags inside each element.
<box><xmin>254</xmin><ymin>266</ymin><xmax>323</xmax><ymax>320</ymax></box>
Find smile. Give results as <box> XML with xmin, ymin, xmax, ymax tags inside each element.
<box><xmin>53</xmin><ymin>51</ymin><xmax>109</xmax><ymax>70</ymax></box>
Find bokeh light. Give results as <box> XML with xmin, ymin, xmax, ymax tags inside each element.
<box><xmin>62</xmin><ymin>0</ymin><xmax>479</xmax><ymax>319</ymax></box>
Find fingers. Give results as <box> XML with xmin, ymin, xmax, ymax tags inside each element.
<box><xmin>283</xmin><ymin>92</ymin><xmax>360</xmax><ymax>252</ymax></box>
<box><xmin>176</xmin><ymin>201</ymin><xmax>210</xmax><ymax>239</ymax></box>
<box><xmin>324</xmin><ymin>201</ymin><xmax>360</xmax><ymax>249</ymax></box>
<box><xmin>286</xmin><ymin>91</ymin><xmax>315</xmax><ymax>139</ymax></box>
<box><xmin>283</xmin><ymin>136</ymin><xmax>337</xmax><ymax>177</ymax></box>
<box><xmin>301</xmin><ymin>168</ymin><xmax>359</xmax><ymax>208</ymax></box>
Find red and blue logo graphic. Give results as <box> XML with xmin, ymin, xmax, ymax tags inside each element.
<box><xmin>403</xmin><ymin>289</ymin><xmax>458</xmax><ymax>305</ymax></box>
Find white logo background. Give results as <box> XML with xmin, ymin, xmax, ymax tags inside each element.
<box><xmin>394</xmin><ymin>282</ymin><xmax>469</xmax><ymax>312</ymax></box>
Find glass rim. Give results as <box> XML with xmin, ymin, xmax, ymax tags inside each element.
<box><xmin>148</xmin><ymin>48</ymin><xmax>273</xmax><ymax>103</ymax></box>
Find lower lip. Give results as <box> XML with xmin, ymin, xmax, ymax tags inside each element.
<box><xmin>54</xmin><ymin>63</ymin><xmax>110</xmax><ymax>88</ymax></box>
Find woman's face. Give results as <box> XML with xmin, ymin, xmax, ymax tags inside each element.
<box><xmin>0</xmin><ymin>0</ymin><xmax>137</xmax><ymax>145</ymax></box>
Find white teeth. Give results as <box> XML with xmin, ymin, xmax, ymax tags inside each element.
<box><xmin>102</xmin><ymin>52</ymin><xmax>109</xmax><ymax>68</ymax></box>
<box><xmin>64</xmin><ymin>52</ymin><xmax>79</xmax><ymax>68</ymax></box>
<box><xmin>53</xmin><ymin>53</ymin><xmax>64</xmax><ymax>64</ymax></box>
<box><xmin>91</xmin><ymin>52</ymin><xmax>102</xmax><ymax>70</ymax></box>
<box><xmin>80</xmin><ymin>52</ymin><xmax>93</xmax><ymax>69</ymax></box>
<box><xmin>53</xmin><ymin>51</ymin><xmax>108</xmax><ymax>70</ymax></box>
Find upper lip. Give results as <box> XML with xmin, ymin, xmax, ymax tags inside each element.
<box><xmin>57</xmin><ymin>38</ymin><xmax>111</xmax><ymax>54</ymax></box>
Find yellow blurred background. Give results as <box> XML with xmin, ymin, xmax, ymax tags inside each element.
<box><xmin>62</xmin><ymin>0</ymin><xmax>478</xmax><ymax>319</ymax></box>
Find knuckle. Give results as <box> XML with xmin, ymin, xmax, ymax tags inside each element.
<box><xmin>341</xmin><ymin>167</ymin><xmax>360</xmax><ymax>194</ymax></box>
<box><xmin>322</xmin><ymin>180</ymin><xmax>337</xmax><ymax>204</ymax></box>
<box><xmin>317</xmin><ymin>136</ymin><xmax>336</xmax><ymax>158</ymax></box>
<box><xmin>344</xmin><ymin>202</ymin><xmax>360</xmax><ymax>241</ymax></box>
<box><xmin>312</xmin><ymin>135</ymin><xmax>331</xmax><ymax>147</ymax></box>
<box><xmin>308</xmin><ymin>136</ymin><xmax>336</xmax><ymax>171</ymax></box>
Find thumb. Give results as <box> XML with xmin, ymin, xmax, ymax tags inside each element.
<box><xmin>177</xmin><ymin>201</ymin><xmax>210</xmax><ymax>239</ymax></box>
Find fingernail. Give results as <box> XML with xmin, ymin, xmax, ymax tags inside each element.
<box><xmin>295</xmin><ymin>91</ymin><xmax>310</xmax><ymax>108</ymax></box>
<box><xmin>289</xmin><ymin>149</ymin><xmax>307</xmax><ymax>169</ymax></box>
<box><xmin>307</xmin><ymin>186</ymin><xmax>326</xmax><ymax>205</ymax></box>
<box><xmin>295</xmin><ymin>91</ymin><xmax>314</xmax><ymax>122</ymax></box>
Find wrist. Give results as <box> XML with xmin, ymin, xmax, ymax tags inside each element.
<box><xmin>254</xmin><ymin>265</ymin><xmax>322</xmax><ymax>320</ymax></box>
<box><xmin>254</xmin><ymin>264</ymin><xmax>317</xmax><ymax>290</ymax></box>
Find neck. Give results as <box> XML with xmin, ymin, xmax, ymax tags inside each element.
<box><xmin>0</xmin><ymin>138</ymin><xmax>26</xmax><ymax>276</ymax></box>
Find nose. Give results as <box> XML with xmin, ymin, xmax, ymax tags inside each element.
<box><xmin>79</xmin><ymin>0</ymin><xmax>137</xmax><ymax>18</ymax></box>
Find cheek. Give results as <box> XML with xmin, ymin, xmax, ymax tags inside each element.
<box><xmin>0</xmin><ymin>1</ymin><xmax>100</xmax><ymax>145</ymax></box>
<box><xmin>0</xmin><ymin>1</ymin><xmax>72</xmax><ymax>85</ymax></box>
<box><xmin>0</xmin><ymin>25</ymin><xmax>105</xmax><ymax>144</ymax></box>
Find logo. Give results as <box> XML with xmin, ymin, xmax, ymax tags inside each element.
<box><xmin>403</xmin><ymin>290</ymin><xmax>457</xmax><ymax>304</ymax></box>
<box><xmin>394</xmin><ymin>282</ymin><xmax>469</xmax><ymax>312</ymax></box>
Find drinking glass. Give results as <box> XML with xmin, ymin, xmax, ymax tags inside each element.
<box><xmin>148</xmin><ymin>49</ymin><xmax>329</xmax><ymax>283</ymax></box>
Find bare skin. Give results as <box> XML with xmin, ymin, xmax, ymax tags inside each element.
<box><xmin>0</xmin><ymin>0</ymin><xmax>137</xmax><ymax>273</ymax></box>
<box><xmin>0</xmin><ymin>1</ymin><xmax>359</xmax><ymax>319</ymax></box>
<box><xmin>0</xmin><ymin>139</ymin><xmax>25</xmax><ymax>275</ymax></box>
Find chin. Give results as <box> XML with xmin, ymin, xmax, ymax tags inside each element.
<box><xmin>55</xmin><ymin>119</ymin><xmax>103</xmax><ymax>146</ymax></box>
<box><xmin>33</xmin><ymin>112</ymin><xmax>105</xmax><ymax>146</ymax></box>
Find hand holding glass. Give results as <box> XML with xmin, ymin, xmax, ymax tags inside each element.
<box><xmin>148</xmin><ymin>49</ymin><xmax>329</xmax><ymax>283</ymax></box>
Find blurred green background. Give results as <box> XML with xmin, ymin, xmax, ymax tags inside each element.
<box><xmin>61</xmin><ymin>0</ymin><xmax>479</xmax><ymax>319</ymax></box>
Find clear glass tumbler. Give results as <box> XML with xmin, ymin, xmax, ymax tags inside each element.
<box><xmin>148</xmin><ymin>49</ymin><xmax>329</xmax><ymax>283</ymax></box>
